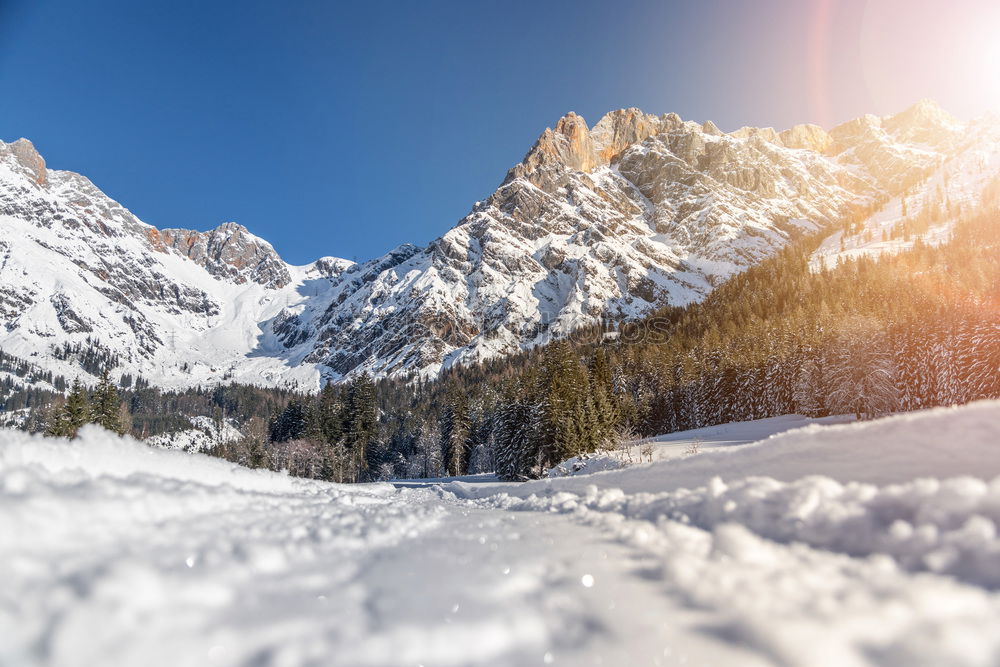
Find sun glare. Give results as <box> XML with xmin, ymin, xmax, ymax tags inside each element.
<box><xmin>860</xmin><ymin>0</ymin><xmax>1000</xmax><ymax>119</ymax></box>
<box><xmin>985</xmin><ymin>39</ymin><xmax>1000</xmax><ymax>110</ymax></box>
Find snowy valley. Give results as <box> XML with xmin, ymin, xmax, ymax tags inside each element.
<box><xmin>8</xmin><ymin>0</ymin><xmax>1000</xmax><ymax>663</ymax></box>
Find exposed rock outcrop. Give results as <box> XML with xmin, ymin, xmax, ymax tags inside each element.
<box><xmin>778</xmin><ymin>124</ymin><xmax>832</xmax><ymax>153</ymax></box>
<box><xmin>154</xmin><ymin>222</ymin><xmax>292</xmax><ymax>289</ymax></box>
<box><xmin>0</xmin><ymin>138</ymin><xmax>47</xmax><ymax>185</ymax></box>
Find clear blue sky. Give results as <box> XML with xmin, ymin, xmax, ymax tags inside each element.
<box><xmin>1</xmin><ymin>0</ymin><xmax>975</xmax><ymax>265</ymax></box>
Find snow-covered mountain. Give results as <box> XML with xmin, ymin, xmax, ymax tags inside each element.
<box><xmin>1</xmin><ymin>100</ymin><xmax>995</xmax><ymax>389</ymax></box>
<box><xmin>0</xmin><ymin>138</ymin><xmax>354</xmax><ymax>390</ymax></box>
<box><xmin>811</xmin><ymin>109</ymin><xmax>1000</xmax><ymax>269</ymax></box>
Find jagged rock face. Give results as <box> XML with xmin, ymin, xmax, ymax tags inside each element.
<box><xmin>826</xmin><ymin>102</ymin><xmax>962</xmax><ymax>192</ymax></box>
<box><xmin>2</xmin><ymin>100</ymin><xmax>995</xmax><ymax>388</ymax></box>
<box><xmin>153</xmin><ymin>222</ymin><xmax>292</xmax><ymax>289</ymax></box>
<box><xmin>265</xmin><ymin>102</ymin><xmax>987</xmax><ymax>380</ymax></box>
<box><xmin>590</xmin><ymin>108</ymin><xmax>666</xmax><ymax>163</ymax></box>
<box><xmin>777</xmin><ymin>124</ymin><xmax>832</xmax><ymax>153</ymax></box>
<box><xmin>0</xmin><ymin>139</ymin><xmax>47</xmax><ymax>185</ymax></box>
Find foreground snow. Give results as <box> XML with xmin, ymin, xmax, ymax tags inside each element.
<box><xmin>3</xmin><ymin>403</ymin><xmax>1000</xmax><ymax>666</ymax></box>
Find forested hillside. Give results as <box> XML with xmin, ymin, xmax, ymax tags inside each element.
<box><xmin>21</xmin><ymin>190</ymin><xmax>1000</xmax><ymax>482</ymax></box>
<box><xmin>210</xmin><ymin>194</ymin><xmax>1000</xmax><ymax>481</ymax></box>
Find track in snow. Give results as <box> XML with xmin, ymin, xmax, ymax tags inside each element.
<box><xmin>4</xmin><ymin>403</ymin><xmax>1000</xmax><ymax>666</ymax></box>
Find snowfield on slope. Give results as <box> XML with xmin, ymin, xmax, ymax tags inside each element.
<box><xmin>3</xmin><ymin>402</ymin><xmax>1000</xmax><ymax>666</ymax></box>
<box><xmin>543</xmin><ymin>413</ymin><xmax>857</xmax><ymax>476</ymax></box>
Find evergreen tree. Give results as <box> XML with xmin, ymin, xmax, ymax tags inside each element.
<box><xmin>269</xmin><ymin>400</ymin><xmax>308</xmax><ymax>442</ymax></box>
<box><xmin>44</xmin><ymin>401</ymin><xmax>72</xmax><ymax>438</ymax></box>
<box><xmin>827</xmin><ymin>317</ymin><xmax>898</xmax><ymax>420</ymax></box>
<box><xmin>440</xmin><ymin>391</ymin><xmax>471</xmax><ymax>477</ymax></box>
<box><xmin>344</xmin><ymin>373</ymin><xmax>378</xmax><ymax>481</ymax></box>
<box><xmin>92</xmin><ymin>369</ymin><xmax>127</xmax><ymax>434</ymax></box>
<box><xmin>46</xmin><ymin>378</ymin><xmax>91</xmax><ymax>438</ymax></box>
<box><xmin>792</xmin><ymin>352</ymin><xmax>827</xmax><ymax>417</ymax></box>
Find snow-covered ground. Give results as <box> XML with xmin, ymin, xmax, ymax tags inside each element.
<box><xmin>3</xmin><ymin>403</ymin><xmax>1000</xmax><ymax>666</ymax></box>
<box><xmin>545</xmin><ymin>413</ymin><xmax>856</xmax><ymax>476</ymax></box>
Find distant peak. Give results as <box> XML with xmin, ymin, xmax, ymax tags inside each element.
<box><xmin>702</xmin><ymin>120</ymin><xmax>723</xmax><ymax>136</ymax></box>
<box><xmin>883</xmin><ymin>99</ymin><xmax>961</xmax><ymax>144</ymax></box>
<box><xmin>887</xmin><ymin>99</ymin><xmax>955</xmax><ymax>125</ymax></box>
<box><xmin>0</xmin><ymin>137</ymin><xmax>47</xmax><ymax>185</ymax></box>
<box><xmin>153</xmin><ymin>222</ymin><xmax>291</xmax><ymax>288</ymax></box>
<box><xmin>214</xmin><ymin>221</ymin><xmax>248</xmax><ymax>233</ymax></box>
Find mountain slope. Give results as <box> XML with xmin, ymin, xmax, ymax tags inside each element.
<box><xmin>276</xmin><ymin>102</ymin><xmax>976</xmax><ymax>378</ymax></box>
<box><xmin>0</xmin><ymin>138</ymin><xmax>353</xmax><ymax>390</ymax></box>
<box><xmin>1</xmin><ymin>101</ymin><xmax>995</xmax><ymax>389</ymax></box>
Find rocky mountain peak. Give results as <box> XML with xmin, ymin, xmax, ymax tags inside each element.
<box><xmin>883</xmin><ymin>99</ymin><xmax>960</xmax><ymax>145</ymax></box>
<box><xmin>506</xmin><ymin>108</ymin><xmax>675</xmax><ymax>192</ymax></box>
<box><xmin>701</xmin><ymin>120</ymin><xmax>723</xmax><ymax>136</ymax></box>
<box><xmin>1</xmin><ymin>100</ymin><xmax>986</xmax><ymax>388</ymax></box>
<box><xmin>153</xmin><ymin>221</ymin><xmax>292</xmax><ymax>289</ymax></box>
<box><xmin>310</xmin><ymin>256</ymin><xmax>355</xmax><ymax>278</ymax></box>
<box><xmin>777</xmin><ymin>124</ymin><xmax>832</xmax><ymax>152</ymax></box>
<box><xmin>590</xmin><ymin>108</ymin><xmax>664</xmax><ymax>164</ymax></box>
<box><xmin>504</xmin><ymin>111</ymin><xmax>598</xmax><ymax>190</ymax></box>
<box><xmin>0</xmin><ymin>138</ymin><xmax>47</xmax><ymax>185</ymax></box>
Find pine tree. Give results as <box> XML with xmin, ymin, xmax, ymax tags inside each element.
<box><xmin>826</xmin><ymin>317</ymin><xmax>898</xmax><ymax>420</ymax></box>
<box><xmin>92</xmin><ymin>369</ymin><xmax>126</xmax><ymax>434</ymax></box>
<box><xmin>344</xmin><ymin>373</ymin><xmax>378</xmax><ymax>481</ymax></box>
<box><xmin>410</xmin><ymin>422</ymin><xmax>443</xmax><ymax>479</ymax></box>
<box><xmin>440</xmin><ymin>391</ymin><xmax>471</xmax><ymax>477</ymax></box>
<box><xmin>269</xmin><ymin>400</ymin><xmax>308</xmax><ymax>442</ymax></box>
<box><xmin>536</xmin><ymin>341</ymin><xmax>591</xmax><ymax>466</ymax></box>
<box><xmin>792</xmin><ymin>353</ymin><xmax>827</xmax><ymax>417</ymax></box>
<box><xmin>44</xmin><ymin>401</ymin><xmax>72</xmax><ymax>438</ymax></box>
<box><xmin>588</xmin><ymin>349</ymin><xmax>618</xmax><ymax>447</ymax></box>
<box><xmin>48</xmin><ymin>378</ymin><xmax>91</xmax><ymax>438</ymax></box>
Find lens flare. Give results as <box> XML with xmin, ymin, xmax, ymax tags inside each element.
<box><xmin>860</xmin><ymin>0</ymin><xmax>1000</xmax><ymax>119</ymax></box>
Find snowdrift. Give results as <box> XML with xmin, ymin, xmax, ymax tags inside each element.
<box><xmin>451</xmin><ymin>401</ymin><xmax>1000</xmax><ymax>500</ymax></box>
<box><xmin>463</xmin><ymin>402</ymin><xmax>1000</xmax><ymax>590</ymax></box>
<box><xmin>0</xmin><ymin>424</ymin><xmax>324</xmax><ymax>494</ymax></box>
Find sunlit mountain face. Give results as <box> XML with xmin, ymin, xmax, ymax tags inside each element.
<box><xmin>2</xmin><ymin>98</ymin><xmax>997</xmax><ymax>388</ymax></box>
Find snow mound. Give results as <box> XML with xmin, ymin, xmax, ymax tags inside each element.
<box><xmin>485</xmin><ymin>472</ymin><xmax>1000</xmax><ymax>588</ymax></box>
<box><xmin>463</xmin><ymin>402</ymin><xmax>1000</xmax><ymax>665</ymax></box>
<box><xmin>4</xmin><ymin>404</ymin><xmax>1000</xmax><ymax>665</ymax></box>
<box><xmin>0</xmin><ymin>424</ymin><xmax>321</xmax><ymax>495</ymax></box>
<box><xmin>464</xmin><ymin>402</ymin><xmax>1000</xmax><ymax>587</ymax></box>
<box><xmin>0</xmin><ymin>426</ymin><xmax>443</xmax><ymax>666</ymax></box>
<box><xmin>460</xmin><ymin>401</ymin><xmax>1000</xmax><ymax>500</ymax></box>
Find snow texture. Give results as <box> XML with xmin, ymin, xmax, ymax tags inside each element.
<box><xmin>4</xmin><ymin>401</ymin><xmax>1000</xmax><ymax>666</ymax></box>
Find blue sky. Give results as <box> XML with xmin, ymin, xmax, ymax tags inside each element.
<box><xmin>0</xmin><ymin>0</ymin><xmax>977</xmax><ymax>264</ymax></box>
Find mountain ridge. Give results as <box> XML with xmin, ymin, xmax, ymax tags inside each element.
<box><xmin>1</xmin><ymin>100</ymin><xmax>993</xmax><ymax>391</ymax></box>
